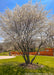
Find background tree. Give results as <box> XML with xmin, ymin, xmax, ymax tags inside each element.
<box><xmin>0</xmin><ymin>44</ymin><xmax>3</xmax><ymax>52</ymax></box>
<box><xmin>0</xmin><ymin>2</ymin><xmax>54</xmax><ymax>64</ymax></box>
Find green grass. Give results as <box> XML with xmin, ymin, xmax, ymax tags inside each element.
<box><xmin>0</xmin><ymin>62</ymin><xmax>54</xmax><ymax>75</ymax></box>
<box><xmin>0</xmin><ymin>55</ymin><xmax>54</xmax><ymax>75</ymax></box>
<box><xmin>0</xmin><ymin>56</ymin><xmax>54</xmax><ymax>68</ymax></box>
<box><xmin>0</xmin><ymin>52</ymin><xmax>9</xmax><ymax>56</ymax></box>
<box><xmin>32</xmin><ymin>56</ymin><xmax>54</xmax><ymax>68</ymax></box>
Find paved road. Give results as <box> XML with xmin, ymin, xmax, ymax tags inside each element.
<box><xmin>0</xmin><ymin>56</ymin><xmax>15</xmax><ymax>59</ymax></box>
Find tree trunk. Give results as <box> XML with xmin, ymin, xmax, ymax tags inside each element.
<box><xmin>30</xmin><ymin>42</ymin><xmax>43</xmax><ymax>64</ymax></box>
<box><xmin>23</xmin><ymin>54</ymin><xmax>27</xmax><ymax>64</ymax></box>
<box><xmin>26</xmin><ymin>54</ymin><xmax>30</xmax><ymax>64</ymax></box>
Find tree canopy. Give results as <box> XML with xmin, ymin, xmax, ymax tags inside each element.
<box><xmin>0</xmin><ymin>2</ymin><xmax>54</xmax><ymax>64</ymax></box>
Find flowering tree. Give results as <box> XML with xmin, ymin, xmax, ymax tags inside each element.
<box><xmin>0</xmin><ymin>2</ymin><xmax>54</xmax><ymax>64</ymax></box>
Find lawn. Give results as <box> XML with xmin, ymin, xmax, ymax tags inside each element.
<box><xmin>0</xmin><ymin>55</ymin><xmax>54</xmax><ymax>75</ymax></box>
<box><xmin>0</xmin><ymin>52</ymin><xmax>9</xmax><ymax>56</ymax></box>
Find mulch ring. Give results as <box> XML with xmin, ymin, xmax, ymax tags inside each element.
<box><xmin>19</xmin><ymin>63</ymin><xmax>44</xmax><ymax>69</ymax></box>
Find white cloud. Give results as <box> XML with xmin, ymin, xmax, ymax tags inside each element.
<box><xmin>0</xmin><ymin>40</ymin><xmax>4</xmax><ymax>43</ymax></box>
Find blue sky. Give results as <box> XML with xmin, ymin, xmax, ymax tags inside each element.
<box><xmin>0</xmin><ymin>37</ymin><xmax>4</xmax><ymax>43</ymax></box>
<box><xmin>0</xmin><ymin>0</ymin><xmax>54</xmax><ymax>13</ymax></box>
<box><xmin>0</xmin><ymin>0</ymin><xmax>54</xmax><ymax>42</ymax></box>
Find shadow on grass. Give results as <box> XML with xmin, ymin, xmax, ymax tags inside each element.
<box><xmin>0</xmin><ymin>62</ymin><xmax>54</xmax><ymax>75</ymax></box>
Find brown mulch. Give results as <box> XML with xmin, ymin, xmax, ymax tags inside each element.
<box><xmin>19</xmin><ymin>63</ymin><xmax>44</xmax><ymax>69</ymax></box>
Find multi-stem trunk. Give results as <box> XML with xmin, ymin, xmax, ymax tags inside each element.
<box><xmin>23</xmin><ymin>53</ymin><xmax>30</xmax><ymax>64</ymax></box>
<box><xmin>26</xmin><ymin>54</ymin><xmax>30</xmax><ymax>64</ymax></box>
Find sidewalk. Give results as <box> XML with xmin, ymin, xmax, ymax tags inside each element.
<box><xmin>0</xmin><ymin>56</ymin><xmax>15</xmax><ymax>59</ymax></box>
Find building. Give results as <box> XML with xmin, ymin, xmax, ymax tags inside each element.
<box><xmin>10</xmin><ymin>48</ymin><xmax>54</xmax><ymax>56</ymax></box>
